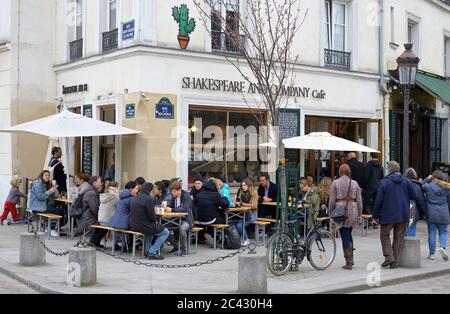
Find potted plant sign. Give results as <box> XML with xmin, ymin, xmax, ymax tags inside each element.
<box><xmin>172</xmin><ymin>4</ymin><xmax>196</xmax><ymax>49</ymax></box>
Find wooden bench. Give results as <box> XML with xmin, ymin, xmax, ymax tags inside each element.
<box><xmin>210</xmin><ymin>224</ymin><xmax>229</xmax><ymax>249</ymax></box>
<box><xmin>257</xmin><ymin>218</ymin><xmax>277</xmax><ymax>223</ymax></box>
<box><xmin>188</xmin><ymin>227</ymin><xmax>204</xmax><ymax>254</ymax></box>
<box><xmin>38</xmin><ymin>213</ymin><xmax>63</xmax><ymax>239</ymax></box>
<box><xmin>252</xmin><ymin>221</ymin><xmax>271</xmax><ymax>246</ymax></box>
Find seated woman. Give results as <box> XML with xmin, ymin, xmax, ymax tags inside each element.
<box><xmin>235</xmin><ymin>178</ymin><xmax>258</xmax><ymax>246</ymax></box>
<box><xmin>98</xmin><ymin>181</ymin><xmax>119</xmax><ymax>226</ymax></box>
<box><xmin>29</xmin><ymin>170</ymin><xmax>65</xmax><ymax>236</ymax></box>
<box><xmin>195</xmin><ymin>178</ymin><xmax>230</xmax><ymax>246</ymax></box>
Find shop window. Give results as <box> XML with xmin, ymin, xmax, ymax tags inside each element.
<box><xmin>188</xmin><ymin>108</ymin><xmax>266</xmax><ymax>185</ymax></box>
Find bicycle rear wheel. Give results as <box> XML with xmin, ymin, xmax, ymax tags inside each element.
<box><xmin>307</xmin><ymin>229</ymin><xmax>336</xmax><ymax>271</ymax></box>
<box><xmin>266</xmin><ymin>232</ymin><xmax>294</xmax><ymax>276</ymax></box>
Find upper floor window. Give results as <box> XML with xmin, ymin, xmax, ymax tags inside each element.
<box><xmin>324</xmin><ymin>0</ymin><xmax>351</xmax><ymax>70</ymax></box>
<box><xmin>108</xmin><ymin>0</ymin><xmax>117</xmax><ymax>31</ymax></box>
<box><xmin>445</xmin><ymin>36</ymin><xmax>450</xmax><ymax>78</ymax></box>
<box><xmin>211</xmin><ymin>0</ymin><xmax>243</xmax><ymax>54</ymax></box>
<box><xmin>407</xmin><ymin>17</ymin><xmax>420</xmax><ymax>56</ymax></box>
<box><xmin>102</xmin><ymin>0</ymin><xmax>119</xmax><ymax>53</ymax></box>
<box><xmin>68</xmin><ymin>0</ymin><xmax>84</xmax><ymax>61</ymax></box>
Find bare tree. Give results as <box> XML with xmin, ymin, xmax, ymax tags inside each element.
<box><xmin>194</xmin><ymin>0</ymin><xmax>308</xmax><ymax>226</ymax></box>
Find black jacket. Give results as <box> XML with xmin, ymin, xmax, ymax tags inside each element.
<box><xmin>195</xmin><ymin>181</ymin><xmax>229</xmax><ymax>223</ymax></box>
<box><xmin>365</xmin><ymin>159</ymin><xmax>384</xmax><ymax>191</ymax></box>
<box><xmin>257</xmin><ymin>182</ymin><xmax>278</xmax><ymax>203</ymax></box>
<box><xmin>130</xmin><ymin>183</ymin><xmax>165</xmax><ymax>236</ymax></box>
<box><xmin>347</xmin><ymin>158</ymin><xmax>367</xmax><ymax>190</ymax></box>
<box><xmin>49</xmin><ymin>157</ymin><xmax>67</xmax><ymax>192</ymax></box>
<box><xmin>168</xmin><ymin>190</ymin><xmax>194</xmax><ymax>228</ymax></box>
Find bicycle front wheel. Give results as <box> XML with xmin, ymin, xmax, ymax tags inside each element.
<box><xmin>266</xmin><ymin>232</ymin><xmax>294</xmax><ymax>276</ymax></box>
<box><xmin>307</xmin><ymin>230</ymin><xmax>336</xmax><ymax>271</ymax></box>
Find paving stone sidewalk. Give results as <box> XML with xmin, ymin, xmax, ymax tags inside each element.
<box><xmin>0</xmin><ymin>221</ymin><xmax>448</xmax><ymax>294</ymax></box>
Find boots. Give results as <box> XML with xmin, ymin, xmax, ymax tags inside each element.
<box><xmin>342</xmin><ymin>246</ymin><xmax>353</xmax><ymax>270</ymax></box>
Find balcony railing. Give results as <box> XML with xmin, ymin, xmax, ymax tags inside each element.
<box><xmin>102</xmin><ymin>28</ymin><xmax>118</xmax><ymax>53</ymax></box>
<box><xmin>212</xmin><ymin>31</ymin><xmax>245</xmax><ymax>54</ymax></box>
<box><xmin>324</xmin><ymin>49</ymin><xmax>351</xmax><ymax>71</ymax></box>
<box><xmin>69</xmin><ymin>38</ymin><xmax>83</xmax><ymax>61</ymax></box>
<box><xmin>439</xmin><ymin>0</ymin><xmax>450</xmax><ymax>6</ymax></box>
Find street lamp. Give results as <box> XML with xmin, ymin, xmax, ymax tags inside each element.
<box><xmin>396</xmin><ymin>43</ymin><xmax>420</xmax><ymax>171</ymax></box>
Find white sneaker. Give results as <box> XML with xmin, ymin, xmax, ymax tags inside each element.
<box><xmin>439</xmin><ymin>248</ymin><xmax>449</xmax><ymax>261</ymax></box>
<box><xmin>241</xmin><ymin>239</ymin><xmax>250</xmax><ymax>246</ymax></box>
<box><xmin>428</xmin><ymin>254</ymin><xmax>435</xmax><ymax>260</ymax></box>
<box><xmin>50</xmin><ymin>230</ymin><xmax>60</xmax><ymax>237</ymax></box>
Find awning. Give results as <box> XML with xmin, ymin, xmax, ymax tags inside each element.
<box><xmin>416</xmin><ymin>70</ymin><xmax>450</xmax><ymax>105</ymax></box>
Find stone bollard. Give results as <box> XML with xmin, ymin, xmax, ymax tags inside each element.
<box><xmin>20</xmin><ymin>232</ymin><xmax>46</xmax><ymax>266</ymax></box>
<box><xmin>399</xmin><ymin>237</ymin><xmax>421</xmax><ymax>268</ymax></box>
<box><xmin>238</xmin><ymin>245</ymin><xmax>267</xmax><ymax>294</ymax></box>
<box><xmin>67</xmin><ymin>247</ymin><xmax>97</xmax><ymax>287</ymax></box>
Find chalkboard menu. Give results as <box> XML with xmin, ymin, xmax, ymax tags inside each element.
<box><xmin>389</xmin><ymin>110</ymin><xmax>399</xmax><ymax>162</ymax></box>
<box><xmin>82</xmin><ymin>105</ymin><xmax>93</xmax><ymax>176</ymax></box>
<box><xmin>279</xmin><ymin>109</ymin><xmax>300</xmax><ymax>140</ymax></box>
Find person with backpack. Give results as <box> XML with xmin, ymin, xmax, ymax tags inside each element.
<box><xmin>29</xmin><ymin>170</ymin><xmax>64</xmax><ymax>236</ymax></box>
<box><xmin>404</xmin><ymin>168</ymin><xmax>427</xmax><ymax>237</ymax></box>
<box><xmin>422</xmin><ymin>170</ymin><xmax>450</xmax><ymax>261</ymax></box>
<box><xmin>48</xmin><ymin>147</ymin><xmax>67</xmax><ymax>193</ymax></box>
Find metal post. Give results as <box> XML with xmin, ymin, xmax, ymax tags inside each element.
<box><xmin>403</xmin><ymin>87</ymin><xmax>410</xmax><ymax>171</ymax></box>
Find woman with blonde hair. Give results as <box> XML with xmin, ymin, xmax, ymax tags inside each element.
<box><xmin>235</xmin><ymin>178</ymin><xmax>259</xmax><ymax>245</ymax></box>
<box><xmin>319</xmin><ymin>177</ymin><xmax>332</xmax><ymax>205</ymax></box>
<box><xmin>329</xmin><ymin>164</ymin><xmax>363</xmax><ymax>270</ymax></box>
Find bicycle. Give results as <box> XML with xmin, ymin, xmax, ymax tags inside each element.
<box><xmin>266</xmin><ymin>207</ymin><xmax>336</xmax><ymax>276</ymax></box>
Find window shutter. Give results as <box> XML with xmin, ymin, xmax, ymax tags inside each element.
<box><xmin>389</xmin><ymin>110</ymin><xmax>399</xmax><ymax>162</ymax></box>
<box><xmin>430</xmin><ymin>117</ymin><xmax>442</xmax><ymax>170</ymax></box>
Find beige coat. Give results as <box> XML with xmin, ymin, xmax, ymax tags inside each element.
<box><xmin>328</xmin><ymin>176</ymin><xmax>363</xmax><ymax>228</ymax></box>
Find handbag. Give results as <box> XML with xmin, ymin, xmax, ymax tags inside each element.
<box><xmin>330</xmin><ymin>179</ymin><xmax>352</xmax><ymax>224</ymax></box>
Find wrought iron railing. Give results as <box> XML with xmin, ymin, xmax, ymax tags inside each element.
<box><xmin>211</xmin><ymin>31</ymin><xmax>245</xmax><ymax>54</ymax></box>
<box><xmin>102</xmin><ymin>28</ymin><xmax>118</xmax><ymax>53</ymax></box>
<box><xmin>69</xmin><ymin>38</ymin><xmax>83</xmax><ymax>61</ymax></box>
<box><xmin>324</xmin><ymin>49</ymin><xmax>351</xmax><ymax>70</ymax></box>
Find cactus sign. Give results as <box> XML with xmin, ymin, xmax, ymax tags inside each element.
<box><xmin>172</xmin><ymin>4</ymin><xmax>196</xmax><ymax>49</ymax></box>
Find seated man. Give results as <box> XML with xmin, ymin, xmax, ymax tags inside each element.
<box><xmin>257</xmin><ymin>173</ymin><xmax>278</xmax><ymax>218</ymax></box>
<box><xmin>130</xmin><ymin>182</ymin><xmax>169</xmax><ymax>260</ymax></box>
<box><xmin>163</xmin><ymin>181</ymin><xmax>194</xmax><ymax>256</ymax></box>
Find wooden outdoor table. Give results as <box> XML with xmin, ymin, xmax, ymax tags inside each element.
<box><xmin>157</xmin><ymin>212</ymin><xmax>188</xmax><ymax>254</ymax></box>
<box><xmin>225</xmin><ymin>207</ymin><xmax>252</xmax><ymax>242</ymax></box>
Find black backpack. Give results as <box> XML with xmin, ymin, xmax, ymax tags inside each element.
<box><xmin>69</xmin><ymin>192</ymin><xmax>86</xmax><ymax>218</ymax></box>
<box><xmin>225</xmin><ymin>225</ymin><xmax>242</xmax><ymax>250</ymax></box>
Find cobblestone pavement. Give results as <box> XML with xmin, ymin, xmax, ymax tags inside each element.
<box><xmin>355</xmin><ymin>274</ymin><xmax>450</xmax><ymax>294</ymax></box>
<box><xmin>0</xmin><ymin>272</ymin><xmax>38</xmax><ymax>294</ymax></box>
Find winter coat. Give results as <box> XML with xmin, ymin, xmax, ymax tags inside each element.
<box><xmin>195</xmin><ymin>181</ymin><xmax>230</xmax><ymax>223</ymax></box>
<box><xmin>49</xmin><ymin>157</ymin><xmax>67</xmax><ymax>192</ymax></box>
<box><xmin>130</xmin><ymin>183</ymin><xmax>165</xmax><ymax>236</ymax></box>
<box><xmin>328</xmin><ymin>176</ymin><xmax>363</xmax><ymax>228</ymax></box>
<box><xmin>29</xmin><ymin>180</ymin><xmax>54</xmax><ymax>213</ymax></box>
<box><xmin>108</xmin><ymin>190</ymin><xmax>134</xmax><ymax>230</ymax></box>
<box><xmin>407</xmin><ymin>179</ymin><xmax>427</xmax><ymax>222</ymax></box>
<box><xmin>74</xmin><ymin>184</ymin><xmax>100</xmax><ymax>234</ymax></box>
<box><xmin>220</xmin><ymin>183</ymin><xmax>234</xmax><ymax>206</ymax></box>
<box><xmin>347</xmin><ymin>158</ymin><xmax>367</xmax><ymax>190</ymax></box>
<box><xmin>168</xmin><ymin>190</ymin><xmax>194</xmax><ymax>228</ymax></box>
<box><xmin>365</xmin><ymin>159</ymin><xmax>384</xmax><ymax>191</ymax></box>
<box><xmin>98</xmin><ymin>189</ymin><xmax>119</xmax><ymax>224</ymax></box>
<box><xmin>422</xmin><ymin>179</ymin><xmax>450</xmax><ymax>224</ymax></box>
<box><xmin>373</xmin><ymin>172</ymin><xmax>416</xmax><ymax>225</ymax></box>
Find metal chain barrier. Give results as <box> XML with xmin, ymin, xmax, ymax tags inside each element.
<box><xmin>31</xmin><ymin>225</ymin><xmax>252</xmax><ymax>268</ymax></box>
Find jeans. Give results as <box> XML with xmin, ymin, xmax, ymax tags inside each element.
<box><xmin>339</xmin><ymin>227</ymin><xmax>353</xmax><ymax>250</ymax></box>
<box><xmin>145</xmin><ymin>228</ymin><xmax>170</xmax><ymax>255</ymax></box>
<box><xmin>427</xmin><ymin>222</ymin><xmax>448</xmax><ymax>254</ymax></box>
<box><xmin>405</xmin><ymin>222</ymin><xmax>417</xmax><ymax>237</ymax></box>
<box><xmin>178</xmin><ymin>221</ymin><xmax>191</xmax><ymax>250</ymax></box>
<box><xmin>235</xmin><ymin>212</ymin><xmax>258</xmax><ymax>241</ymax></box>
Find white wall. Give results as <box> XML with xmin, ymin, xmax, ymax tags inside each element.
<box><xmin>0</xmin><ymin>0</ymin><xmax>11</xmax><ymax>43</ymax></box>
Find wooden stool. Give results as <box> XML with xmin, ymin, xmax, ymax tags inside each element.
<box><xmin>38</xmin><ymin>213</ymin><xmax>63</xmax><ymax>239</ymax></box>
<box><xmin>210</xmin><ymin>224</ymin><xmax>228</xmax><ymax>249</ymax></box>
<box><xmin>252</xmin><ymin>221</ymin><xmax>271</xmax><ymax>246</ymax></box>
<box><xmin>120</xmin><ymin>230</ymin><xmax>145</xmax><ymax>259</ymax></box>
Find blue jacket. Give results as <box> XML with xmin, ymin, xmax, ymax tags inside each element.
<box><xmin>220</xmin><ymin>184</ymin><xmax>234</xmax><ymax>207</ymax></box>
<box><xmin>108</xmin><ymin>190</ymin><xmax>133</xmax><ymax>230</ymax></box>
<box><xmin>29</xmin><ymin>180</ymin><xmax>53</xmax><ymax>212</ymax></box>
<box><xmin>373</xmin><ymin>172</ymin><xmax>416</xmax><ymax>225</ymax></box>
<box><xmin>422</xmin><ymin>179</ymin><xmax>450</xmax><ymax>225</ymax></box>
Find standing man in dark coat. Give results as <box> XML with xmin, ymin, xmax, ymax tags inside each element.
<box><xmin>130</xmin><ymin>182</ymin><xmax>169</xmax><ymax>260</ymax></box>
<box><xmin>346</xmin><ymin>152</ymin><xmax>366</xmax><ymax>190</ymax></box>
<box><xmin>49</xmin><ymin>147</ymin><xmax>67</xmax><ymax>193</ymax></box>
<box><xmin>373</xmin><ymin>161</ymin><xmax>417</xmax><ymax>269</ymax></box>
<box><xmin>364</xmin><ymin>153</ymin><xmax>384</xmax><ymax>228</ymax></box>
